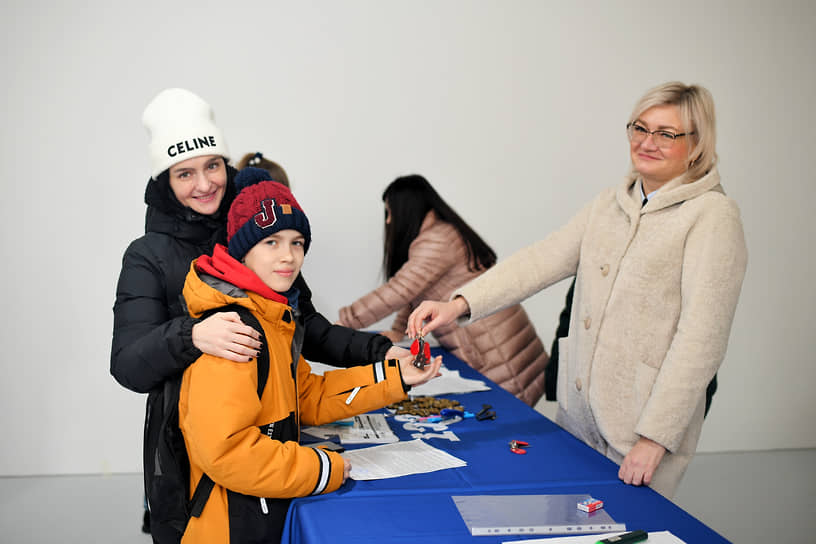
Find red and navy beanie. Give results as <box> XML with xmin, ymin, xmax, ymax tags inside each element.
<box><xmin>227</xmin><ymin>167</ymin><xmax>311</xmax><ymax>261</ymax></box>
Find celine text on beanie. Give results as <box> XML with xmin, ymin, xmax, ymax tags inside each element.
<box><xmin>142</xmin><ymin>88</ymin><xmax>230</xmax><ymax>179</ymax></box>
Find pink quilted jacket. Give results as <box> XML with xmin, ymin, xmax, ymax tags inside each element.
<box><xmin>338</xmin><ymin>211</ymin><xmax>548</xmax><ymax>406</ymax></box>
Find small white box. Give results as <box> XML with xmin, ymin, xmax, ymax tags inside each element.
<box><xmin>577</xmin><ymin>497</ymin><xmax>604</xmax><ymax>512</ymax></box>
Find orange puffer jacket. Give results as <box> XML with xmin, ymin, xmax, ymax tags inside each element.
<box><xmin>180</xmin><ymin>261</ymin><xmax>408</xmax><ymax>543</ymax></box>
<box><xmin>338</xmin><ymin>211</ymin><xmax>548</xmax><ymax>406</ymax></box>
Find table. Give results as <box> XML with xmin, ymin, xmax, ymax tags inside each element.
<box><xmin>284</xmin><ymin>348</ymin><xmax>730</xmax><ymax>543</ymax></box>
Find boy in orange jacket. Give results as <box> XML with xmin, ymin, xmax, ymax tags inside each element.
<box><xmin>179</xmin><ymin>168</ymin><xmax>442</xmax><ymax>543</ymax></box>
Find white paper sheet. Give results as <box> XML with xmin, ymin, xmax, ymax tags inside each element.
<box><xmin>409</xmin><ymin>366</ymin><xmax>491</xmax><ymax>396</ymax></box>
<box><xmin>341</xmin><ymin>438</ymin><xmax>467</xmax><ymax>480</ymax></box>
<box><xmin>301</xmin><ymin>413</ymin><xmax>399</xmax><ymax>444</ymax></box>
<box><xmin>506</xmin><ymin>530</ymin><xmax>687</xmax><ymax>544</ymax></box>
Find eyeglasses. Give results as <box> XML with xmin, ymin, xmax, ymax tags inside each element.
<box><xmin>626</xmin><ymin>122</ymin><xmax>695</xmax><ymax>149</ymax></box>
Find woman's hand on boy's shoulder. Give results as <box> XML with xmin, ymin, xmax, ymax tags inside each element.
<box><xmin>192</xmin><ymin>311</ymin><xmax>262</xmax><ymax>362</ymax></box>
<box><xmin>398</xmin><ymin>354</ymin><xmax>443</xmax><ymax>386</ymax></box>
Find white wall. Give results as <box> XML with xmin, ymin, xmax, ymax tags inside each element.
<box><xmin>1</xmin><ymin>0</ymin><xmax>813</xmax><ymax>476</ymax></box>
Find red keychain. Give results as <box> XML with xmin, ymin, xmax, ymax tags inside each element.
<box><xmin>410</xmin><ymin>336</ymin><xmax>432</xmax><ymax>368</ymax></box>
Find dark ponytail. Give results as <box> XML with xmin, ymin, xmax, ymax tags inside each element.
<box><xmin>382</xmin><ymin>174</ymin><xmax>496</xmax><ymax>278</ymax></box>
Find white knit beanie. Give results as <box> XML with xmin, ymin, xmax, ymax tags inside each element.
<box><xmin>142</xmin><ymin>88</ymin><xmax>230</xmax><ymax>180</ymax></box>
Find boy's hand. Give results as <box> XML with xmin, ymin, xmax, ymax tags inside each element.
<box><xmin>398</xmin><ymin>354</ymin><xmax>443</xmax><ymax>386</ymax></box>
<box><xmin>342</xmin><ymin>458</ymin><xmax>352</xmax><ymax>484</ymax></box>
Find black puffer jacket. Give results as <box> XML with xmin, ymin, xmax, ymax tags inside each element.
<box><xmin>111</xmin><ymin>168</ymin><xmax>392</xmax><ymax>394</ymax></box>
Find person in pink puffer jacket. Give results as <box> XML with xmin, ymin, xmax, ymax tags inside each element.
<box><xmin>338</xmin><ymin>175</ymin><xmax>549</xmax><ymax>406</ymax></box>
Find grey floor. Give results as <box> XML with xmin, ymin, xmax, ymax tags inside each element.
<box><xmin>1</xmin><ymin>449</ymin><xmax>813</xmax><ymax>543</ymax></box>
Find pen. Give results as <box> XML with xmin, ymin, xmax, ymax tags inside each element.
<box><xmin>596</xmin><ymin>530</ymin><xmax>648</xmax><ymax>543</ymax></box>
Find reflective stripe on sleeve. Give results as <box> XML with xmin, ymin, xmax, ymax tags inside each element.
<box><xmin>310</xmin><ymin>447</ymin><xmax>332</xmax><ymax>495</ymax></box>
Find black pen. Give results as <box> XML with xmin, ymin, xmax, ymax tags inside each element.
<box><xmin>596</xmin><ymin>530</ymin><xmax>648</xmax><ymax>543</ymax></box>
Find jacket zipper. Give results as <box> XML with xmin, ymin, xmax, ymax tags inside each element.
<box><xmin>293</xmin><ymin>315</ymin><xmax>301</xmax><ymax>439</ymax></box>
<box><xmin>261</xmin><ymin>311</ymin><xmax>299</xmax><ymax>516</ymax></box>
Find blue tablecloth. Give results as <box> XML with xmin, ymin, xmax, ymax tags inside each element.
<box><xmin>284</xmin><ymin>348</ymin><xmax>730</xmax><ymax>543</ymax></box>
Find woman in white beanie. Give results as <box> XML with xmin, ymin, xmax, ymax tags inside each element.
<box><xmin>110</xmin><ymin>88</ymin><xmax>408</xmax><ymax>533</ymax></box>
<box><xmin>112</xmin><ymin>88</ymin><xmax>260</xmax><ymax>394</ymax></box>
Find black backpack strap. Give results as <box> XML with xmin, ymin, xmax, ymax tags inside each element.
<box><xmin>187</xmin><ymin>304</ymin><xmax>270</xmax><ymax>517</ymax></box>
<box><xmin>227</xmin><ymin>305</ymin><xmax>269</xmax><ymax>398</ymax></box>
<box><xmin>189</xmin><ymin>474</ymin><xmax>215</xmax><ymax>518</ymax></box>
<box><xmin>198</xmin><ymin>304</ymin><xmax>269</xmax><ymax>397</ymax></box>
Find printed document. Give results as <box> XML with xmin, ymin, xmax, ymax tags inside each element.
<box><xmin>301</xmin><ymin>413</ymin><xmax>398</xmax><ymax>444</ymax></box>
<box><xmin>342</xmin><ymin>438</ymin><xmax>467</xmax><ymax>480</ymax></box>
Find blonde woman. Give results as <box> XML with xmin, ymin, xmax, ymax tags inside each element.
<box><xmin>406</xmin><ymin>82</ymin><xmax>748</xmax><ymax>498</ymax></box>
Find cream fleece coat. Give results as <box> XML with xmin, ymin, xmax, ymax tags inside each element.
<box><xmin>339</xmin><ymin>211</ymin><xmax>549</xmax><ymax>406</ymax></box>
<box><xmin>455</xmin><ymin>168</ymin><xmax>747</xmax><ymax>497</ymax></box>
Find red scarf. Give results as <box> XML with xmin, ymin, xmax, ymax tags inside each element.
<box><xmin>195</xmin><ymin>244</ymin><xmax>288</xmax><ymax>305</ymax></box>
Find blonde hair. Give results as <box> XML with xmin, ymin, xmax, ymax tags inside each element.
<box><xmin>236</xmin><ymin>152</ymin><xmax>290</xmax><ymax>188</ymax></box>
<box><xmin>627</xmin><ymin>82</ymin><xmax>717</xmax><ymax>183</ymax></box>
